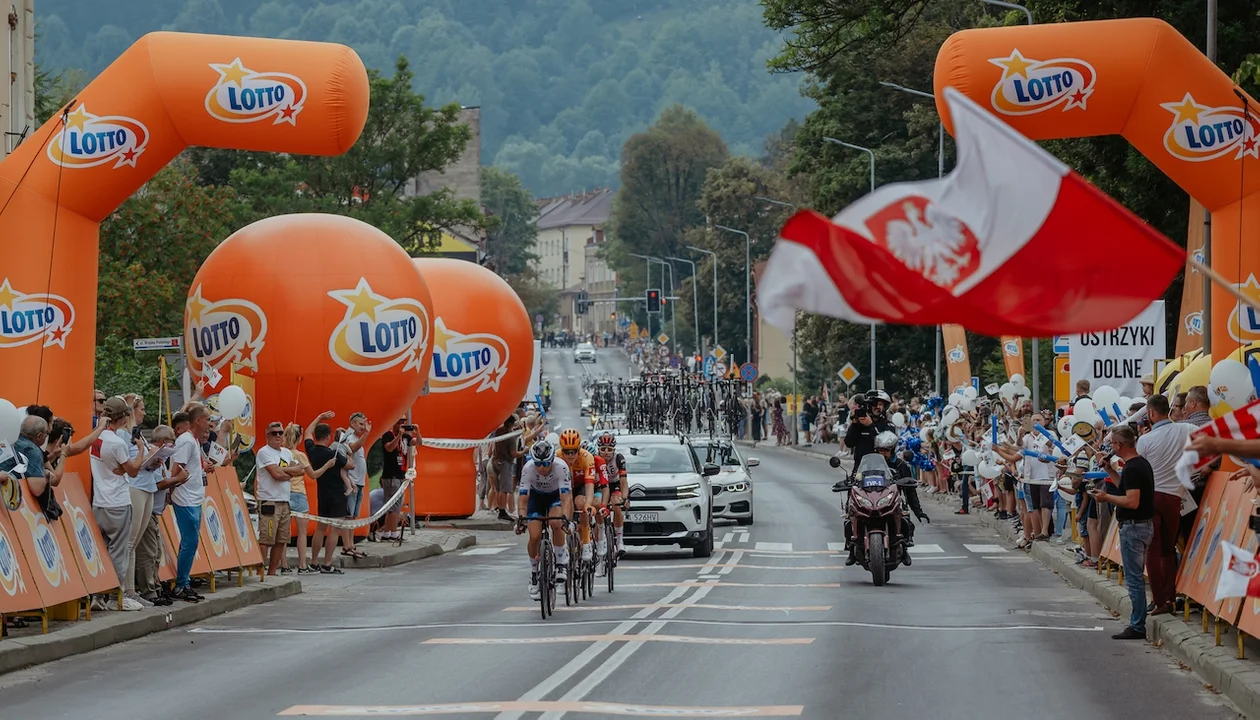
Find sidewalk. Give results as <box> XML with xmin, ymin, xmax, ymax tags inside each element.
<box><xmin>1</xmin><ymin>528</ymin><xmax>477</xmax><ymax>675</ymax></box>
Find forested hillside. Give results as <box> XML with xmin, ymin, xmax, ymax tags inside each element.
<box><xmin>33</xmin><ymin>0</ymin><xmax>814</xmax><ymax>196</ymax></box>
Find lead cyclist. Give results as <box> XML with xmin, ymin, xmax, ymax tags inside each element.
<box><xmin>595</xmin><ymin>432</ymin><xmax>628</xmax><ymax>558</ymax></box>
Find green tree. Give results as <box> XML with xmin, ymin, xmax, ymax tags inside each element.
<box><xmin>481</xmin><ymin>166</ymin><xmax>540</xmax><ymax>276</ymax></box>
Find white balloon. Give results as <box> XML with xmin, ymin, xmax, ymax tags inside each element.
<box><xmin>1117</xmin><ymin>397</ymin><xmax>1132</xmax><ymax>414</ymax></box>
<box><xmin>1092</xmin><ymin>385</ymin><xmax>1120</xmax><ymax>411</ymax></box>
<box><xmin>979</xmin><ymin>462</ymin><xmax>1003</xmax><ymax>480</ymax></box>
<box><xmin>963</xmin><ymin>386</ymin><xmax>978</xmax><ymax>400</ymax></box>
<box><xmin>948</xmin><ymin>392</ymin><xmax>963</xmax><ymax>407</ymax></box>
<box><xmin>216</xmin><ymin>385</ymin><xmax>248</xmax><ymax>421</ymax></box>
<box><xmin>1056</xmin><ymin>416</ymin><xmax>1072</xmax><ymax>438</ymax></box>
<box><xmin>1072</xmin><ymin>398</ymin><xmax>1097</xmax><ymax>426</ymax></box>
<box><xmin>891</xmin><ymin>412</ymin><xmax>906</xmax><ymax>428</ymax></box>
<box><xmin>1010</xmin><ymin>373</ymin><xmax>1025</xmax><ymax>389</ymax></box>
<box><xmin>999</xmin><ymin>382</ymin><xmax>1016</xmax><ymax>401</ymax></box>
<box><xmin>0</xmin><ymin>399</ymin><xmax>18</xmax><ymax>446</ymax></box>
<box><xmin>919</xmin><ymin>426</ymin><xmax>932</xmax><ymax>443</ymax></box>
<box><xmin>961</xmin><ymin>448</ymin><xmax>979</xmax><ymax>466</ymax></box>
<box><xmin>942</xmin><ymin>406</ymin><xmax>960</xmax><ymax>426</ymax></box>
<box><xmin>1017</xmin><ymin>387</ymin><xmax>1031</xmax><ymax>399</ymax></box>
<box><xmin>1209</xmin><ymin>358</ymin><xmax>1256</xmax><ymax>415</ymax></box>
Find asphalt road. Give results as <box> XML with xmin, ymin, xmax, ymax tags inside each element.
<box><xmin>0</xmin><ymin>346</ymin><xmax>1243</xmax><ymax>719</ymax></box>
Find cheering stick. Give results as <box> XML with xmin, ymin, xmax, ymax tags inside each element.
<box><xmin>1034</xmin><ymin>423</ymin><xmax>1071</xmax><ymax>456</ymax></box>
<box><xmin>991</xmin><ymin>411</ymin><xmax>998</xmax><ymax>446</ymax></box>
<box><xmin>1097</xmin><ymin>407</ymin><xmax>1114</xmax><ymax>427</ymax></box>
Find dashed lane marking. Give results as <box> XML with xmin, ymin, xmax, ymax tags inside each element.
<box><xmin>279</xmin><ymin>702</ymin><xmax>805</xmax><ymax>717</ymax></box>
<box><xmin>500</xmin><ymin>604</ymin><xmax>834</xmax><ymax>613</ymax></box>
<box><xmin>913</xmin><ymin>544</ymin><xmax>944</xmax><ymax>553</ymax></box>
<box><xmin>422</xmin><ymin>635</ymin><xmax>815</xmax><ymax>646</ymax></box>
<box><xmin>755</xmin><ymin>542</ymin><xmax>793</xmax><ymax>552</ymax></box>
<box><xmin>964</xmin><ymin>544</ymin><xmax>1008</xmax><ymax>554</ymax></box>
<box><xmin>621</xmin><ymin>582</ymin><xmax>842</xmax><ymax>589</ymax></box>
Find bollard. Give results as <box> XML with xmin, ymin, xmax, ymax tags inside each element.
<box><xmin>1240</xmin><ymin>630</ymin><xmax>1248</xmax><ymax>660</ymax></box>
<box><xmin>1216</xmin><ymin>617</ymin><xmax>1224</xmax><ymax>647</ymax></box>
<box><xmin>1204</xmin><ymin>610</ymin><xmax>1212</xmax><ymax>633</ymax></box>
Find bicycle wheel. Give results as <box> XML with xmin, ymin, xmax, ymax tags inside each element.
<box><xmin>605</xmin><ymin>517</ymin><xmax>616</xmax><ymax>593</ymax></box>
<box><xmin>565</xmin><ymin>528</ymin><xmax>578</xmax><ymax>606</ymax></box>
<box><xmin>540</xmin><ymin>534</ymin><xmax>553</xmax><ymax>619</ymax></box>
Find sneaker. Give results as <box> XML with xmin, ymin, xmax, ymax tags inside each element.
<box><xmin>172</xmin><ymin>587</ymin><xmax>201</xmax><ymax>603</ymax></box>
<box><xmin>129</xmin><ymin>593</ymin><xmax>154</xmax><ymax>607</ymax></box>
<box><xmin>497</xmin><ymin>509</ymin><xmax>513</xmax><ymax>522</ymax></box>
<box><xmin>581</xmin><ymin>544</ymin><xmax>593</xmax><ymax>562</ymax></box>
<box><xmin>319</xmin><ymin>565</ymin><xmax>344</xmax><ymax>575</ymax></box>
<box><xmin>296</xmin><ymin>566</ymin><xmax>316</xmax><ymax>574</ymax></box>
<box><xmin>528</xmin><ymin>581</ymin><xmax>541</xmax><ymax>600</ymax></box>
<box><xmin>596</xmin><ymin>538</ymin><xmax>608</xmax><ymax>558</ymax></box>
<box><xmin>279</xmin><ymin>566</ymin><xmax>293</xmax><ymax>574</ymax></box>
<box><xmin>555</xmin><ymin>563</ymin><xmax>568</xmax><ymax>583</ymax></box>
<box><xmin>90</xmin><ymin>595</ymin><xmax>108</xmax><ymax>612</ymax></box>
<box><xmin>121</xmin><ymin>597</ymin><xmax>144</xmax><ymax>612</ymax></box>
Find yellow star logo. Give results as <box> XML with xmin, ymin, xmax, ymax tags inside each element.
<box><xmin>186</xmin><ymin>286</ymin><xmax>209</xmax><ymax>323</ymax></box>
<box><xmin>64</xmin><ymin>105</ymin><xmax>91</xmax><ymax>133</ymax></box>
<box><xmin>1161</xmin><ymin>93</ymin><xmax>1209</xmax><ymax>125</ymax></box>
<box><xmin>211</xmin><ymin>58</ymin><xmax>252</xmax><ymax>88</ymax></box>
<box><xmin>431</xmin><ymin>317</ymin><xmax>459</xmax><ymax>352</ymax></box>
<box><xmin>329</xmin><ymin>278</ymin><xmax>385</xmax><ymax>323</ymax></box>
<box><xmin>0</xmin><ymin>280</ymin><xmax>21</xmax><ymax>310</ymax></box>
<box><xmin>992</xmin><ymin>50</ymin><xmax>1036</xmax><ymax>80</ymax></box>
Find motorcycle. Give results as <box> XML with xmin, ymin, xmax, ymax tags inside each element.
<box><xmin>831</xmin><ymin>453</ymin><xmax>913</xmax><ymax>586</ymax></box>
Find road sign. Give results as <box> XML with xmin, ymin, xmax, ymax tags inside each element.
<box><xmin>619</xmin><ymin>317</ymin><xmax>630</xmax><ymax>329</ymax></box>
<box><xmin>1053</xmin><ymin>335</ymin><xmax>1070</xmax><ymax>355</ymax></box>
<box><xmin>657</xmin><ymin>333</ymin><xmax>669</xmax><ymax>345</ymax></box>
<box><xmin>971</xmin><ymin>376</ymin><xmax>980</xmax><ymax>390</ymax></box>
<box><xmin>740</xmin><ymin>362</ymin><xmax>759</xmax><ymax>383</ymax></box>
<box><xmin>670</xmin><ymin>355</ymin><xmax>681</xmax><ymax>369</ymax></box>
<box><xmin>837</xmin><ymin>362</ymin><xmax>860</xmax><ymax>386</ymax></box>
<box><xmin>712</xmin><ymin>345</ymin><xmax>727</xmax><ymax>361</ymax></box>
<box><xmin>133</xmin><ymin>337</ymin><xmax>182</xmax><ymax>351</ymax></box>
<box><xmin>703</xmin><ymin>355</ymin><xmax>716</xmax><ymax>379</ymax></box>
<box><xmin>657</xmin><ymin>344</ymin><xmax>669</xmax><ymax>357</ymax></box>
<box><xmin>1055</xmin><ymin>356</ymin><xmax>1071</xmax><ymax>405</ymax></box>
<box><xmin>714</xmin><ymin>361</ymin><xmax>728</xmax><ymax>378</ymax></box>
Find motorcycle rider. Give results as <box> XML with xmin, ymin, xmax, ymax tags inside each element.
<box><xmin>833</xmin><ymin>389</ymin><xmax>895</xmax><ymax>491</ymax></box>
<box><xmin>844</xmin><ymin>430</ymin><xmax>930</xmax><ymax>566</ymax></box>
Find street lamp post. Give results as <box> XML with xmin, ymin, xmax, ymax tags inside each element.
<box><xmin>685</xmin><ymin>245</ymin><xmax>719</xmax><ymax>353</ymax></box>
<box><xmin>756</xmin><ymin>195</ymin><xmax>801</xmax><ymax>441</ymax></box>
<box><xmin>630</xmin><ymin>253</ymin><xmax>677</xmax><ymax>355</ymax></box>
<box><xmin>878</xmin><ymin>81</ymin><xmax>945</xmax><ymax>396</ymax></box>
<box><xmin>667</xmin><ymin>256</ymin><xmax>701</xmax><ymax>357</ymax></box>
<box><xmin>976</xmin><ymin>0</ymin><xmax>1032</xmax><ymax>24</ymax></box>
<box><xmin>823</xmin><ymin>137</ymin><xmax>877</xmax><ymax>390</ymax></box>
<box><xmin>713</xmin><ymin>224</ymin><xmax>752</xmax><ymax>366</ymax></box>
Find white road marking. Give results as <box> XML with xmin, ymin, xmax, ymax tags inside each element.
<box><xmin>424</xmin><ymin>635</ymin><xmax>814</xmax><ymax>646</ymax></box>
<box><xmin>698</xmin><ymin>574</ymin><xmax>720</xmax><ymax>580</ymax></box>
<box><xmin>718</xmin><ymin>550</ymin><xmax>743</xmax><ymax>576</ymax></box>
<box><xmin>622</xmin><ymin>582</ymin><xmax>841</xmax><ymax>588</ymax></box>
<box><xmin>500</xmin><ymin>604</ymin><xmax>834</xmax><ymax>613</ymax></box>
<box><xmin>755</xmin><ymin>542</ymin><xmax>793</xmax><ymax>552</ymax></box>
<box><xmin>826</xmin><ymin>543</ymin><xmax>844</xmax><ymax>551</ymax></box>
<box><xmin>460</xmin><ymin>547</ymin><xmax>511</xmax><ymax>556</ymax></box>
<box><xmin>912</xmin><ymin>544</ymin><xmax>944</xmax><ymax>554</ymax></box>
<box><xmin>906</xmin><ymin>556</ymin><xmax>967</xmax><ymax>561</ymax></box>
<box><xmin>281</xmin><ymin>701</ymin><xmax>805</xmax><ymax>717</ymax></box>
<box><xmin>722</xmin><ymin>532</ymin><xmax>735</xmax><ymax>544</ymax></box>
<box><xmin>964</xmin><ymin>544</ymin><xmax>1008</xmax><ymax>554</ymax></box>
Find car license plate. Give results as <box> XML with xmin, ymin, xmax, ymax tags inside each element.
<box><xmin>628</xmin><ymin>512</ymin><xmax>659</xmax><ymax>523</ymax></box>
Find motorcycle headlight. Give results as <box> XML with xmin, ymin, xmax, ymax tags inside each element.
<box><xmin>676</xmin><ymin>483</ymin><xmax>702</xmax><ymax>498</ymax></box>
<box><xmin>876</xmin><ymin>495</ymin><xmax>893</xmax><ymax>508</ymax></box>
<box><xmin>724</xmin><ymin>482</ymin><xmax>748</xmax><ymax>493</ymax></box>
<box><xmin>856</xmin><ymin>496</ymin><xmax>873</xmax><ymax>509</ymax></box>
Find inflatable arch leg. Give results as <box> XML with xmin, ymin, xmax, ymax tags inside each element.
<box><xmin>933</xmin><ymin>18</ymin><xmax>1260</xmax><ymax>357</ymax></box>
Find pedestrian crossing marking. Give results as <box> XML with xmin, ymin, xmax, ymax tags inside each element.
<box><xmin>913</xmin><ymin>544</ymin><xmax>944</xmax><ymax>554</ymax></box>
<box><xmin>963</xmin><ymin>544</ymin><xmax>1008</xmax><ymax>554</ymax></box>
<box><xmin>755</xmin><ymin>542</ymin><xmax>793</xmax><ymax>552</ymax></box>
<box><xmin>826</xmin><ymin>543</ymin><xmax>844</xmax><ymax>551</ymax></box>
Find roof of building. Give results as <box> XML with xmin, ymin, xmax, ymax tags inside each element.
<box><xmin>536</xmin><ymin>188</ymin><xmax>615</xmax><ymax>230</ymax></box>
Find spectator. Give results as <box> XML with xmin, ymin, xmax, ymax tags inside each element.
<box><xmin>120</xmin><ymin>394</ymin><xmax>161</xmax><ymax>607</ymax></box>
<box><xmin>304</xmin><ymin>411</ymin><xmax>349</xmax><ymax>574</ymax></box>
<box><xmin>491</xmin><ymin>416</ymin><xmax>523</xmax><ymax>522</ymax></box>
<box><xmin>340</xmin><ymin>413</ymin><xmax>372</xmax><ymax>559</ymax></box>
<box><xmin>91</xmin><ymin>397</ymin><xmax>152</xmax><ymax>611</ymax></box>
<box><xmin>750</xmin><ymin>393</ymin><xmax>765</xmax><ymax>448</ymax></box>
<box><xmin>256</xmin><ymin>421</ymin><xmax>306</xmax><ymax>576</ymax></box>
<box><xmin>1170</xmin><ymin>392</ymin><xmax>1188</xmax><ymax>421</ymax></box>
<box><xmin>25</xmin><ymin>405</ymin><xmax>53</xmax><ymax>425</ymax></box>
<box><xmin>1135</xmin><ymin>394</ymin><xmax>1195</xmax><ymax>617</ymax></box>
<box><xmin>136</xmin><ymin>424</ymin><xmax>179</xmax><ymax>606</ymax></box>
<box><xmin>93</xmin><ymin>389</ymin><xmax>106</xmax><ymax>428</ymax></box>
<box><xmin>1182</xmin><ymin>385</ymin><xmax>1212</xmax><ymax>427</ymax></box>
<box><xmin>1</xmin><ymin>416</ymin><xmax>52</xmax><ymax>505</ymax></box>
<box><xmin>379</xmin><ymin>418</ymin><xmax>415</xmax><ymax>541</ymax></box>
<box><xmin>1073</xmin><ymin>379</ymin><xmax>1091</xmax><ymax>404</ymax></box>
<box><xmin>802</xmin><ymin>397</ymin><xmax>817</xmax><ymax>445</ymax></box>
<box><xmin>170</xmin><ymin>402</ymin><xmax>211</xmax><ymax>603</ymax></box>
<box><xmin>1178</xmin><ymin>385</ymin><xmax>1216</xmax><ymax>554</ymax></box>
<box><xmin>282</xmin><ymin>423</ymin><xmax>319</xmax><ymax>573</ymax></box>
<box><xmin>772</xmin><ymin>398</ymin><xmax>788</xmax><ymax>446</ymax></box>
<box><xmin>1140</xmin><ymin>373</ymin><xmax>1156</xmax><ymax>399</ymax></box>
<box><xmin>1090</xmin><ymin>424</ymin><xmax>1154</xmax><ymax>640</ymax></box>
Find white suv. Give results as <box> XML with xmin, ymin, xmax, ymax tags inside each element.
<box><xmin>690</xmin><ymin>438</ymin><xmax>756</xmax><ymax>526</ymax></box>
<box><xmin>619</xmin><ymin>434</ymin><xmax>718</xmax><ymax>557</ymax></box>
<box><xmin>574</xmin><ymin>342</ymin><xmax>596</xmax><ymax>363</ymax></box>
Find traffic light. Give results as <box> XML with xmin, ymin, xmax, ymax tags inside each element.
<box><xmin>646</xmin><ymin>288</ymin><xmax>661</xmax><ymax>313</ymax></box>
<box><xmin>610</xmin><ymin>311</ymin><xmax>617</xmax><ymax>321</ymax></box>
<box><xmin>576</xmin><ymin>290</ymin><xmax>589</xmax><ymax>315</ymax></box>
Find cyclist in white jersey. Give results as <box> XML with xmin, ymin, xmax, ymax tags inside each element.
<box><xmin>516</xmin><ymin>440</ymin><xmax>573</xmax><ymax>600</ymax></box>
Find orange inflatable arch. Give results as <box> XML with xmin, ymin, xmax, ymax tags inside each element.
<box><xmin>0</xmin><ymin>32</ymin><xmax>368</xmax><ymax>457</ymax></box>
<box><xmin>934</xmin><ymin>18</ymin><xmax>1260</xmax><ymax>357</ymax></box>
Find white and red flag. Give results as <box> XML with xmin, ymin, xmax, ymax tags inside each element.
<box><xmin>1215</xmin><ymin>541</ymin><xmax>1260</xmax><ymax>602</ymax></box>
<box><xmin>757</xmin><ymin>87</ymin><xmax>1184</xmax><ymax>337</ymax></box>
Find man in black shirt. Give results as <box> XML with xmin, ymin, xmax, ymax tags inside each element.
<box><xmin>379</xmin><ymin>418</ymin><xmax>416</xmax><ymax>541</ymax></box>
<box><xmin>835</xmin><ymin>390</ymin><xmax>893</xmax><ymax>490</ymax></box>
<box><xmin>1090</xmin><ymin>424</ymin><xmax>1154</xmax><ymax>640</ymax></box>
<box><xmin>304</xmin><ymin>410</ymin><xmax>349</xmax><ymax>574</ymax></box>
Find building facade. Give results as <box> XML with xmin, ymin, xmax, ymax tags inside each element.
<box><xmin>407</xmin><ymin>106</ymin><xmax>484</xmax><ymax>258</ymax></box>
<box><xmin>533</xmin><ymin>188</ymin><xmax>616</xmax><ymax>333</ymax></box>
<box><xmin>2</xmin><ymin>0</ymin><xmax>35</xmax><ymax>160</ymax></box>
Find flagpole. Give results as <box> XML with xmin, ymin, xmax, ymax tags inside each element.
<box><xmin>1203</xmin><ymin>0</ymin><xmax>1217</xmax><ymax>358</ymax></box>
<box><xmin>1190</xmin><ymin>257</ymin><xmax>1260</xmax><ymax>313</ymax></box>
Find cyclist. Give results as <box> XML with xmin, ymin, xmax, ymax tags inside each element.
<box><xmin>516</xmin><ymin>440</ymin><xmax>572</xmax><ymax>601</ymax></box>
<box><xmin>596</xmin><ymin>431</ymin><xmax>628</xmax><ymax>557</ymax></box>
<box><xmin>557</xmin><ymin>429</ymin><xmax>597</xmax><ymax>565</ymax></box>
<box><xmin>584</xmin><ymin>440</ymin><xmax>612</xmax><ymax>576</ymax></box>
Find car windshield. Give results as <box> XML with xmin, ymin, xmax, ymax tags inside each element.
<box><xmin>578</xmin><ymin>343</ymin><xmax>594</xmax><ymax>351</ymax></box>
<box><xmin>624</xmin><ymin>444</ymin><xmax>697</xmax><ymax>474</ymax></box>
<box><xmin>690</xmin><ymin>443</ymin><xmax>742</xmax><ymax>468</ymax></box>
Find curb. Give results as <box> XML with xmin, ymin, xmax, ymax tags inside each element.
<box><xmin>338</xmin><ymin>533</ymin><xmax>478</xmax><ymax>569</ymax></box>
<box><xmin>921</xmin><ymin>491</ymin><xmax>1260</xmax><ymax>719</ymax></box>
<box><xmin>0</xmin><ymin>578</ymin><xmax>302</xmax><ymax>676</ymax></box>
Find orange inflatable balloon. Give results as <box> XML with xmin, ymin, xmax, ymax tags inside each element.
<box><xmin>410</xmin><ymin>259</ymin><xmax>534</xmax><ymax>518</ymax></box>
<box><xmin>185</xmin><ymin>214</ymin><xmax>434</xmax><ymax>450</ymax></box>
<box><xmin>0</xmin><ymin>32</ymin><xmax>367</xmax><ymax>496</ymax></box>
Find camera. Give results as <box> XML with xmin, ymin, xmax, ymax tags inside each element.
<box><xmin>403</xmin><ymin>424</ymin><xmax>417</xmax><ymax>432</ymax></box>
<box><xmin>1250</xmin><ymin>513</ymin><xmax>1260</xmax><ymax>534</ymax></box>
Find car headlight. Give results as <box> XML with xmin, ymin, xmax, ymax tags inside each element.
<box><xmin>724</xmin><ymin>482</ymin><xmax>749</xmax><ymax>493</ymax></box>
<box><xmin>876</xmin><ymin>495</ymin><xmax>893</xmax><ymax>508</ymax></box>
<box><xmin>676</xmin><ymin>483</ymin><xmax>702</xmax><ymax>498</ymax></box>
<box><xmin>856</xmin><ymin>496</ymin><xmax>873</xmax><ymax>509</ymax></box>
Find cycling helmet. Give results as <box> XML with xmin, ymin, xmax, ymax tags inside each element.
<box><xmin>596</xmin><ymin>432</ymin><xmax>617</xmax><ymax>449</ymax></box>
<box><xmin>559</xmin><ymin>428</ymin><xmax>582</xmax><ymax>451</ymax></box>
<box><xmin>531</xmin><ymin>440</ymin><xmax>556</xmax><ymax>466</ymax></box>
<box><xmin>874</xmin><ymin>431</ymin><xmax>899</xmax><ymax>450</ymax></box>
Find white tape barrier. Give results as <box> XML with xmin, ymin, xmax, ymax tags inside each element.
<box><xmin>290</xmin><ymin>469</ymin><xmax>417</xmax><ymax>530</ymax></box>
<box><xmin>420</xmin><ymin>428</ymin><xmax>523</xmax><ymax>451</ymax></box>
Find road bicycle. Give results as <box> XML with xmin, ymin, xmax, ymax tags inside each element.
<box><xmin>601</xmin><ymin>503</ymin><xmax>619</xmax><ymax>593</ymax></box>
<box><xmin>522</xmin><ymin>513</ymin><xmax>561</xmax><ymax>619</ymax></box>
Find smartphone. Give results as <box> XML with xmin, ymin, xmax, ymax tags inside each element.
<box><xmin>61</xmin><ymin>427</ymin><xmax>73</xmax><ymax>444</ymax></box>
<box><xmin>132</xmin><ymin>426</ymin><xmax>143</xmax><ymax>441</ymax></box>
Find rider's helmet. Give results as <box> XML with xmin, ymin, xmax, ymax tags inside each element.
<box><xmin>531</xmin><ymin>440</ymin><xmax>556</xmax><ymax>467</ymax></box>
<box><xmin>558</xmin><ymin>428</ymin><xmax>582</xmax><ymax>452</ymax></box>
<box><xmin>596</xmin><ymin>432</ymin><xmax>617</xmax><ymax>449</ymax></box>
<box><xmin>868</xmin><ymin>389</ymin><xmax>892</xmax><ymax>415</ymax></box>
<box><xmin>874</xmin><ymin>430</ymin><xmax>899</xmax><ymax>452</ymax></box>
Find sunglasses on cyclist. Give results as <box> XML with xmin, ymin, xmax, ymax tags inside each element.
<box><xmin>561</xmin><ymin>449</ymin><xmax>578</xmax><ymax>455</ymax></box>
<box><xmin>537</xmin><ymin>458</ymin><xmax>554</xmax><ymax>467</ymax></box>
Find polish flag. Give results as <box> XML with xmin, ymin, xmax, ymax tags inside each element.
<box><xmin>757</xmin><ymin>88</ymin><xmax>1185</xmax><ymax>338</ymax></box>
<box><xmin>1215</xmin><ymin>541</ymin><xmax>1260</xmax><ymax>602</ymax></box>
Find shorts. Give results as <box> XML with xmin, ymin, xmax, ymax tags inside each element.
<box><xmin>1038</xmin><ymin>484</ymin><xmax>1055</xmax><ymax>508</ymax></box>
<box><xmin>381</xmin><ymin>477</ymin><xmax>404</xmax><ymax>513</ymax></box>
<box><xmin>1002</xmin><ymin>474</ymin><xmax>1016</xmax><ymax>492</ymax></box>
<box><xmin>494</xmin><ymin>461</ymin><xmax>515</xmax><ymax>494</ymax></box>
<box><xmin>317</xmin><ymin>485</ymin><xmax>350</xmax><ymax>519</ymax></box>
<box><xmin>258</xmin><ymin>501</ymin><xmax>292</xmax><ymax>546</ymax></box>
<box><xmin>290</xmin><ymin>492</ymin><xmax>309</xmax><ymax>514</ymax></box>
<box><xmin>525</xmin><ymin>490</ymin><xmax>563</xmax><ymax>519</ymax></box>
<box><xmin>1027</xmin><ymin>483</ymin><xmax>1045</xmax><ymax>511</ymax></box>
